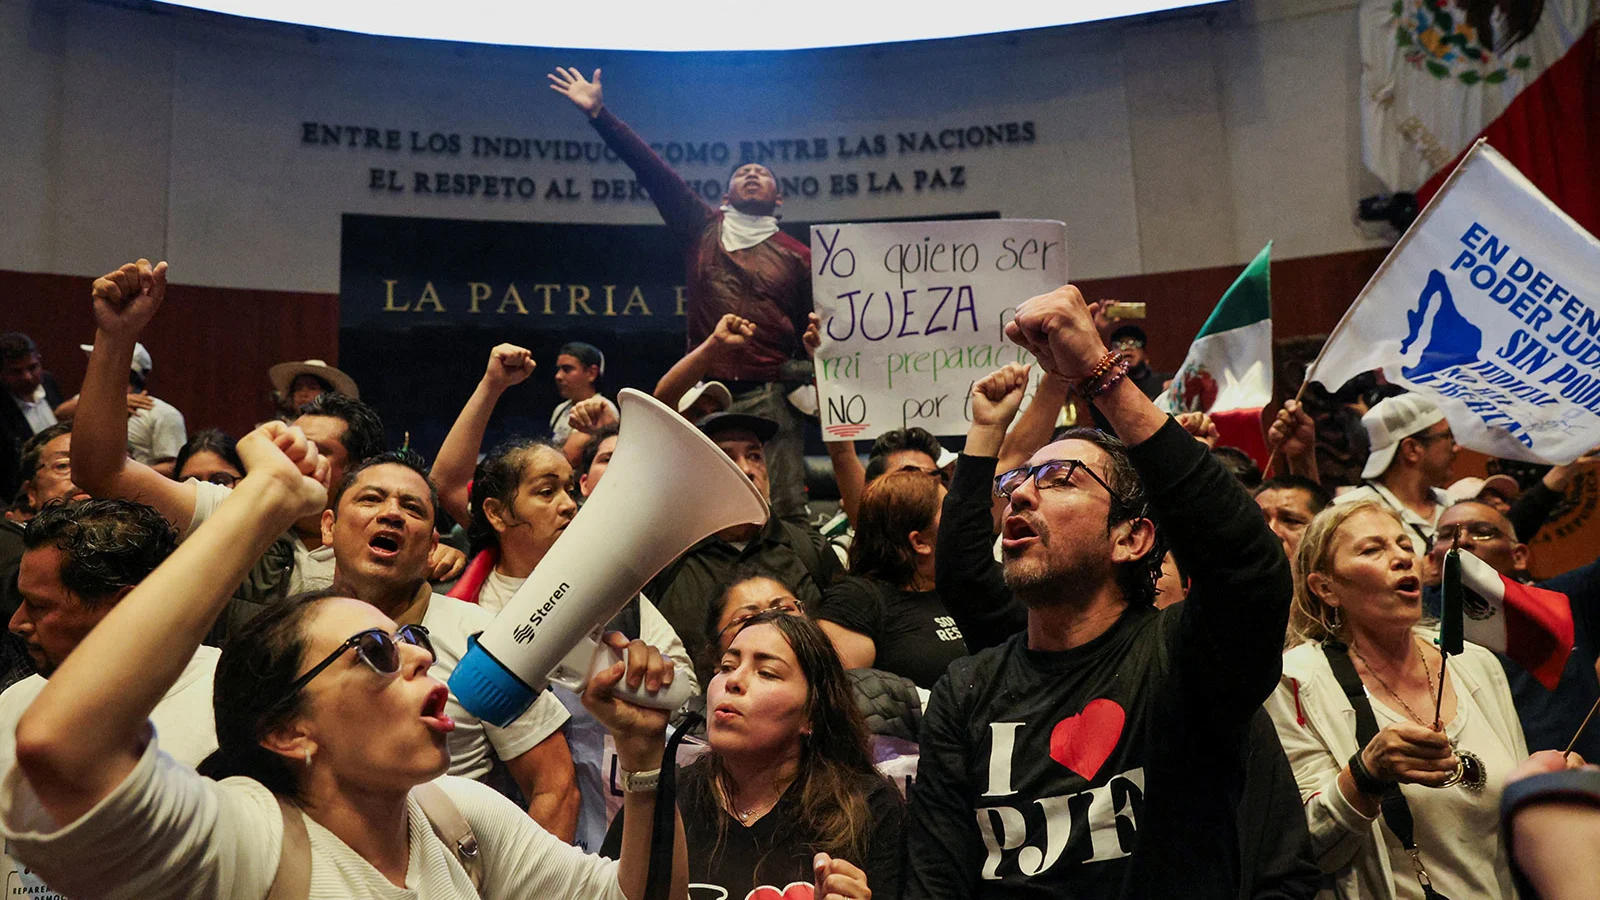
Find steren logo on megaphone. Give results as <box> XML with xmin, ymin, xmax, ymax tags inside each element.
<box><xmin>510</xmin><ymin>582</ymin><xmax>571</xmax><ymax>644</ymax></box>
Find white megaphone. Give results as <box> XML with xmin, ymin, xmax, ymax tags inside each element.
<box><xmin>449</xmin><ymin>388</ymin><xmax>769</xmax><ymax>726</ymax></box>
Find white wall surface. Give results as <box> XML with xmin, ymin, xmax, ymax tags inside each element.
<box><xmin>0</xmin><ymin>0</ymin><xmax>1391</xmax><ymax>293</ymax></box>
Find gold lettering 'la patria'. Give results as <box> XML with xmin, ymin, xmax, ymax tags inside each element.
<box><xmin>381</xmin><ymin>279</ymin><xmax>680</xmax><ymax>316</ymax></box>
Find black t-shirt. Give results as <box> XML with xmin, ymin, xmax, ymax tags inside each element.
<box><xmin>815</xmin><ymin>574</ymin><xmax>968</xmax><ymax>689</ymax></box>
<box><xmin>605</xmin><ymin>759</ymin><xmax>906</xmax><ymax>900</ymax></box>
<box><xmin>903</xmin><ymin>419</ymin><xmax>1293</xmax><ymax>900</ymax></box>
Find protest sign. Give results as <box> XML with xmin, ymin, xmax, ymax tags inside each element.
<box><xmin>810</xmin><ymin>219</ymin><xmax>1067</xmax><ymax>441</ymax></box>
<box><xmin>1309</xmin><ymin>141</ymin><xmax>1600</xmax><ymax>465</ymax></box>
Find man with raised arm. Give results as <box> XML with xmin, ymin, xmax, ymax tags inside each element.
<box><xmin>69</xmin><ymin>260</ymin><xmax>464</xmax><ymax>640</ymax></box>
<box><xmin>904</xmin><ymin>285</ymin><xmax>1293</xmax><ymax>899</ymax></box>
<box><xmin>550</xmin><ymin>67</ymin><xmax>813</xmax><ymax>523</ymax></box>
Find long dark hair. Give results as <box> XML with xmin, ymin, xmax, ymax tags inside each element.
<box><xmin>173</xmin><ymin>428</ymin><xmax>244</xmax><ymax>482</ymax></box>
<box><xmin>706</xmin><ymin>609</ymin><xmax>886</xmax><ymax>867</ymax></box>
<box><xmin>197</xmin><ymin>590</ymin><xmax>336</xmax><ymax>799</ymax></box>
<box><xmin>466</xmin><ymin>438</ymin><xmax>562</xmax><ymax>556</ymax></box>
<box><xmin>848</xmin><ymin>470</ymin><xmax>940</xmax><ymax>588</ymax></box>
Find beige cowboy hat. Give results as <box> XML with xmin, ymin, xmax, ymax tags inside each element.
<box><xmin>269</xmin><ymin>359</ymin><xmax>360</xmax><ymax>400</ymax></box>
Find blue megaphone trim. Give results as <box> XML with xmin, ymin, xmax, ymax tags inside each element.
<box><xmin>449</xmin><ymin>634</ymin><xmax>538</xmax><ymax>728</ymax></box>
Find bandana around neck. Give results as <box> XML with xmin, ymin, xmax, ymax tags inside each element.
<box><xmin>719</xmin><ymin>205</ymin><xmax>779</xmax><ymax>252</ymax></box>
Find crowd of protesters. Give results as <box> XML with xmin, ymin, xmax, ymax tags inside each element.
<box><xmin>0</xmin><ymin>65</ymin><xmax>1597</xmax><ymax>900</ymax></box>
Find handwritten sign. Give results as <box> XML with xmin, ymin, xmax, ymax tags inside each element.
<box><xmin>810</xmin><ymin>219</ymin><xmax>1067</xmax><ymax>441</ymax></box>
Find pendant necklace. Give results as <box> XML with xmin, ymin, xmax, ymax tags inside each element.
<box><xmin>1352</xmin><ymin>638</ymin><xmax>1487</xmax><ymax>794</ymax></box>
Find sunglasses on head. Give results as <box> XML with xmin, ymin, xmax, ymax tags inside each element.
<box><xmin>286</xmin><ymin>624</ymin><xmax>435</xmax><ymax>696</ymax></box>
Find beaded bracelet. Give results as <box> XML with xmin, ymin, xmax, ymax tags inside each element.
<box><xmin>1079</xmin><ymin>350</ymin><xmax>1130</xmax><ymax>398</ymax></box>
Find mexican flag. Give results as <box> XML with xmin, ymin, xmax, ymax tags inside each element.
<box><xmin>1362</xmin><ymin>0</ymin><xmax>1599</xmax><ymax>233</ymax></box>
<box><xmin>1157</xmin><ymin>243</ymin><xmax>1273</xmax><ymax>465</ymax></box>
<box><xmin>1442</xmin><ymin>548</ymin><xmax>1575</xmax><ymax>690</ymax></box>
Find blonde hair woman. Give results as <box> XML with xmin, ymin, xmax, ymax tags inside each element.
<box><xmin>1266</xmin><ymin>500</ymin><xmax>1527</xmax><ymax>899</ymax></box>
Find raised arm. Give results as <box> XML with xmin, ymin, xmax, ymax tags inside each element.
<box><xmin>583</xmin><ymin>633</ymin><xmax>689</xmax><ymax>900</ymax></box>
<box><xmin>70</xmin><ymin>260</ymin><xmax>198</xmax><ymax>532</ymax></box>
<box><xmin>934</xmin><ymin>365</ymin><xmax>1030</xmax><ymax>652</ymax></box>
<box><xmin>433</xmin><ymin>343</ymin><xmax>535</xmax><ymax>527</ymax></box>
<box><xmin>1009</xmin><ymin>285</ymin><xmax>1292</xmax><ymax>718</ymax></box>
<box><xmin>549</xmin><ymin>66</ymin><xmax>712</xmax><ymax>246</ymax></box>
<box><xmin>15</xmin><ymin>421</ymin><xmax>328</xmax><ymax>825</ymax></box>
<box><xmin>654</xmin><ymin>314</ymin><xmax>755</xmax><ymax>412</ymax></box>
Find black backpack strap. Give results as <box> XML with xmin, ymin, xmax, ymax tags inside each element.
<box><xmin>1321</xmin><ymin>641</ymin><xmax>1451</xmax><ymax>900</ymax></box>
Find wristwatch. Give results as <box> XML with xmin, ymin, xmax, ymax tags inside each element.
<box><xmin>620</xmin><ymin>766</ymin><xmax>661</xmax><ymax>794</ymax></box>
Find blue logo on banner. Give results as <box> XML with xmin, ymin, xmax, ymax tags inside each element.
<box><xmin>1401</xmin><ymin>269</ymin><xmax>1484</xmax><ymax>380</ymax></box>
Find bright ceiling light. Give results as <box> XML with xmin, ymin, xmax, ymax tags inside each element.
<box><xmin>149</xmin><ymin>1</ymin><xmax>1227</xmax><ymax>52</ymax></box>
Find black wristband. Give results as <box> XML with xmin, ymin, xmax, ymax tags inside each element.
<box><xmin>1349</xmin><ymin>750</ymin><xmax>1390</xmax><ymax>796</ymax></box>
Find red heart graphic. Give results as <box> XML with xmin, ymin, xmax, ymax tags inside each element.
<box><xmin>1048</xmin><ymin>698</ymin><xmax>1126</xmax><ymax>781</ymax></box>
<box><xmin>744</xmin><ymin>883</ymin><xmax>813</xmax><ymax>900</ymax></box>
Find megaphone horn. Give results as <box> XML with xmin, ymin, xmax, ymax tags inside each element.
<box><xmin>449</xmin><ymin>388</ymin><xmax>769</xmax><ymax>726</ymax></box>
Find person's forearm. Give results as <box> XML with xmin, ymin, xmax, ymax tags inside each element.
<box><xmin>1512</xmin><ymin>803</ymin><xmax>1600</xmax><ymax>900</ymax></box>
<box><xmin>528</xmin><ymin>778</ymin><xmax>580</xmax><ymax>843</ymax></box>
<box><xmin>72</xmin><ymin>330</ymin><xmax>140</xmax><ymax>496</ymax></box>
<box><xmin>434</xmin><ymin>379</ymin><xmax>503</xmax><ymax>525</ymax></box>
<box><xmin>15</xmin><ymin>473</ymin><xmax>302</xmax><ymax>822</ymax></box>
<box><xmin>614</xmin><ymin>740</ymin><xmax>688</xmax><ymax>900</ymax></box>
<box><xmin>825</xmin><ymin>440</ymin><xmax>865</xmax><ymax>524</ymax></box>
<box><xmin>653</xmin><ymin>339</ymin><xmax>720</xmax><ymax>410</ymax></box>
<box><xmin>1283</xmin><ymin>448</ymin><xmax>1321</xmax><ymax>484</ymax></box>
<box><xmin>1087</xmin><ymin>376</ymin><xmax>1168</xmax><ymax>448</ymax></box>
<box><xmin>997</xmin><ymin>375</ymin><xmax>1068</xmax><ymax>473</ymax></box>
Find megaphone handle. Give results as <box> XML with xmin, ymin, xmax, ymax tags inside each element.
<box><xmin>587</xmin><ymin>638</ymin><xmax>695</xmax><ymax>712</ymax></box>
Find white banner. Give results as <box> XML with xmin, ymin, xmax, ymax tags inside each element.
<box><xmin>809</xmin><ymin>219</ymin><xmax>1067</xmax><ymax>442</ymax></box>
<box><xmin>1310</xmin><ymin>141</ymin><xmax>1600</xmax><ymax>465</ymax></box>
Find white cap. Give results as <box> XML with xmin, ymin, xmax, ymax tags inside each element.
<box><xmin>677</xmin><ymin>381</ymin><xmax>733</xmax><ymax>417</ymax></box>
<box><xmin>1446</xmin><ymin>474</ymin><xmax>1521</xmax><ymax>505</ymax></box>
<box><xmin>81</xmin><ymin>341</ymin><xmax>152</xmax><ymax>378</ymax></box>
<box><xmin>1360</xmin><ymin>394</ymin><xmax>1446</xmax><ymax>480</ymax></box>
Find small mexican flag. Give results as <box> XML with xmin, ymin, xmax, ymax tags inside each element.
<box><xmin>1445</xmin><ymin>548</ymin><xmax>1574</xmax><ymax>691</ymax></box>
<box><xmin>1158</xmin><ymin>243</ymin><xmax>1273</xmax><ymax>464</ymax></box>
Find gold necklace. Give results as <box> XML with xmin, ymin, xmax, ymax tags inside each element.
<box><xmin>1352</xmin><ymin>637</ymin><xmax>1436</xmax><ymax>728</ymax></box>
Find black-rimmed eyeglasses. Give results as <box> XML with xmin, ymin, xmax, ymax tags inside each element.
<box><xmin>994</xmin><ymin>459</ymin><xmax>1117</xmax><ymax>502</ymax></box>
<box><xmin>286</xmin><ymin>624</ymin><xmax>435</xmax><ymax>696</ymax></box>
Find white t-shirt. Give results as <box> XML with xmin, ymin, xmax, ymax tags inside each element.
<box><xmin>190</xmin><ymin>481</ymin><xmax>333</xmax><ymax>594</ymax></box>
<box><xmin>1371</xmin><ymin>684</ymin><xmax>1522</xmax><ymax>900</ymax></box>
<box><xmin>0</xmin><ymin>645</ymin><xmax>220</xmax><ymax>900</ymax></box>
<box><xmin>0</xmin><ymin>738</ymin><xmax>625</xmax><ymax>900</ymax></box>
<box><xmin>11</xmin><ymin>387</ymin><xmax>56</xmax><ymax>436</ymax></box>
<box><xmin>423</xmin><ymin>594</ymin><xmax>570</xmax><ymax>781</ymax></box>
<box><xmin>126</xmin><ymin>396</ymin><xmax>186</xmax><ymax>465</ymax></box>
<box><xmin>549</xmin><ymin>395</ymin><xmax>618</xmax><ymax>446</ymax></box>
<box><xmin>470</xmin><ymin>575</ymin><xmax>698</xmax><ymax>698</ymax></box>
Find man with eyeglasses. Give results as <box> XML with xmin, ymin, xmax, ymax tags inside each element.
<box><xmin>1425</xmin><ymin>499</ymin><xmax>1600</xmax><ymax>763</ymax></box>
<box><xmin>1333</xmin><ymin>392</ymin><xmax>1459</xmax><ymax>551</ymax></box>
<box><xmin>904</xmin><ymin>285</ymin><xmax>1295</xmax><ymax>899</ymax></box>
<box><xmin>2</xmin><ymin>425</ymin><xmax>92</xmax><ymax>628</ymax></box>
<box><xmin>0</xmin><ymin>498</ymin><xmax>214</xmax><ymax>896</ymax></box>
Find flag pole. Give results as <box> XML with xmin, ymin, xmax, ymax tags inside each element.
<box><xmin>1271</xmin><ymin>139</ymin><xmax>1492</xmax><ymax>477</ymax></box>
<box><xmin>1563</xmin><ymin>697</ymin><xmax>1600</xmax><ymax>759</ymax></box>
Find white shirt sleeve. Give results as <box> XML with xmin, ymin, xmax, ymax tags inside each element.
<box><xmin>485</xmin><ymin>689</ymin><xmax>570</xmax><ymax>762</ymax></box>
<box><xmin>434</xmin><ymin>775</ymin><xmax>625</xmax><ymax>899</ymax></box>
<box><xmin>0</xmin><ymin>739</ymin><xmax>281</xmax><ymax>900</ymax></box>
<box><xmin>182</xmin><ymin>480</ymin><xmax>234</xmax><ymax>541</ymax></box>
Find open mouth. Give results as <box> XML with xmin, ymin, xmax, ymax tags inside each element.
<box><xmin>1000</xmin><ymin>515</ymin><xmax>1040</xmax><ymax>552</ymax></box>
<box><xmin>1395</xmin><ymin>574</ymin><xmax>1422</xmax><ymax>600</ymax></box>
<box><xmin>368</xmin><ymin>531</ymin><xmax>402</xmax><ymax>558</ymax></box>
<box><xmin>421</xmin><ymin>685</ymin><xmax>455</xmax><ymax>733</ymax></box>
